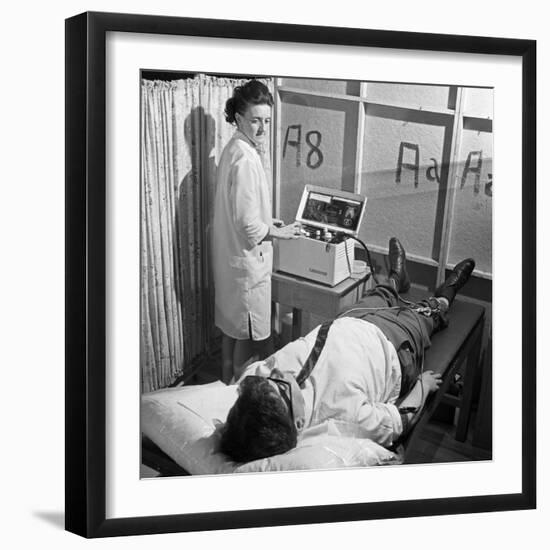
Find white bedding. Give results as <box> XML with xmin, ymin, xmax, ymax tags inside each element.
<box><xmin>141</xmin><ymin>381</ymin><xmax>401</xmax><ymax>475</ymax></box>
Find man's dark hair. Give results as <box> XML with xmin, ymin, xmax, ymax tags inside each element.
<box><xmin>220</xmin><ymin>376</ymin><xmax>297</xmax><ymax>463</ymax></box>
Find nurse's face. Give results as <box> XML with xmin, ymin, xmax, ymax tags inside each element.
<box><xmin>236</xmin><ymin>103</ymin><xmax>271</xmax><ymax>147</ymax></box>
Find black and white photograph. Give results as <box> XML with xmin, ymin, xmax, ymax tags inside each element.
<box><xmin>140</xmin><ymin>72</ymin><xmax>494</xmax><ymax>478</ymax></box>
<box><xmin>2</xmin><ymin>0</ymin><xmax>548</xmax><ymax>546</ymax></box>
<box><xmin>56</xmin><ymin>6</ymin><xmax>540</xmax><ymax>542</ymax></box>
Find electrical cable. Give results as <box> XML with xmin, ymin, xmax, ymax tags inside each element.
<box><xmin>334</xmin><ymin>232</ymin><xmax>446</xmax><ymax>430</ymax></box>
<box><xmin>343</xmin><ymin>237</ymin><xmax>353</xmax><ymax>276</ymax></box>
<box><xmin>347</xmin><ymin>236</ymin><xmax>380</xmax><ymax>285</ymax></box>
<box><xmin>312</xmin><ymin>229</ymin><xmax>436</xmax><ymax>420</ymax></box>
<box><xmin>337</xmin><ymin>301</ymin><xmax>438</xmax><ymax>428</ymax></box>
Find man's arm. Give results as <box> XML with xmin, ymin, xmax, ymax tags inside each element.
<box><xmin>355</xmin><ymin>401</ymin><xmax>405</xmax><ymax>447</ymax></box>
<box><xmin>398</xmin><ymin>370</ymin><xmax>442</xmax><ymax>430</ymax></box>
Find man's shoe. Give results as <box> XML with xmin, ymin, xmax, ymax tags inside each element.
<box><xmin>435</xmin><ymin>258</ymin><xmax>475</xmax><ymax>304</ymax></box>
<box><xmin>388</xmin><ymin>237</ymin><xmax>410</xmax><ymax>293</ymax></box>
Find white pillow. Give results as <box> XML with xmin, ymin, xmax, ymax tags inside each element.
<box><xmin>141</xmin><ymin>382</ymin><xmax>401</xmax><ymax>476</ymax></box>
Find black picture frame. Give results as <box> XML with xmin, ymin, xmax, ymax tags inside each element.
<box><xmin>65</xmin><ymin>11</ymin><xmax>536</xmax><ymax>538</ymax></box>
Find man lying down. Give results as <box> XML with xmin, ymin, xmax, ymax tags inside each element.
<box><xmin>220</xmin><ymin>238</ymin><xmax>475</xmax><ymax>463</ymax></box>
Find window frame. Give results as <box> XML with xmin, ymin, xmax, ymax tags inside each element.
<box><xmin>272</xmin><ymin>78</ymin><xmax>494</xmax><ymax>289</ymax></box>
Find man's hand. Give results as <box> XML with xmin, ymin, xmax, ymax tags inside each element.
<box><xmin>398</xmin><ymin>371</ymin><xmax>443</xmax><ymax>429</ymax></box>
<box><xmin>419</xmin><ymin>370</ymin><xmax>442</xmax><ymax>393</ymax></box>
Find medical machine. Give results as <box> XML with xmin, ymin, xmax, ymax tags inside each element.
<box><xmin>274</xmin><ymin>185</ymin><xmax>367</xmax><ymax>286</ymax></box>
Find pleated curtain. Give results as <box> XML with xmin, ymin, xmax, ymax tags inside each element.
<box><xmin>141</xmin><ymin>79</ymin><xmax>194</xmax><ymax>392</ymax></box>
<box><xmin>141</xmin><ymin>75</ymin><xmax>272</xmax><ymax>392</ymax></box>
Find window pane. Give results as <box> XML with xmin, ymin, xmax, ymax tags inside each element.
<box><xmin>365</xmin><ymin>83</ymin><xmax>452</xmax><ymax>111</ymax></box>
<box><xmin>280</xmin><ymin>77</ymin><xmax>361</xmax><ymax>96</ymax></box>
<box><xmin>463</xmin><ymin>87</ymin><xmax>493</xmax><ymax>118</ymax></box>
<box><xmin>447</xmin><ymin>128</ymin><xmax>493</xmax><ymax>274</ymax></box>
<box><xmin>359</xmin><ymin>112</ymin><xmax>448</xmax><ymax>261</ymax></box>
<box><xmin>278</xmin><ymin>91</ymin><xmax>358</xmax><ymax>223</ymax></box>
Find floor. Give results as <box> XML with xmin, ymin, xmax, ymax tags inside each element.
<box><xmin>405</xmin><ymin>408</ymin><xmax>491</xmax><ymax>463</ymax></box>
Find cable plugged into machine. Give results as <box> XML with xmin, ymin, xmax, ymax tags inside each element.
<box><xmin>348</xmin><ymin>235</ymin><xmax>380</xmax><ymax>285</ymax></box>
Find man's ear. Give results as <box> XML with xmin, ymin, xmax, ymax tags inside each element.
<box><xmin>213</xmin><ymin>419</ymin><xmax>224</xmax><ymax>432</ymax></box>
<box><xmin>264</xmin><ymin>355</ymin><xmax>276</xmax><ymax>370</ymax></box>
<box><xmin>241</xmin><ymin>355</ymin><xmax>259</xmax><ymax>370</ymax></box>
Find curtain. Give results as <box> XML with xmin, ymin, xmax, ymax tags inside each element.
<box><xmin>141</xmin><ymin>79</ymin><xmax>200</xmax><ymax>392</ymax></box>
<box><xmin>141</xmin><ymin>75</ymin><xmax>273</xmax><ymax>392</ymax></box>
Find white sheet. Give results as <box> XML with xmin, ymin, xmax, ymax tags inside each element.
<box><xmin>141</xmin><ymin>381</ymin><xmax>401</xmax><ymax>475</ymax></box>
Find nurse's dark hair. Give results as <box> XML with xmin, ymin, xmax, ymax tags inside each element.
<box><xmin>220</xmin><ymin>376</ymin><xmax>297</xmax><ymax>463</ymax></box>
<box><xmin>224</xmin><ymin>80</ymin><xmax>274</xmax><ymax>124</ymax></box>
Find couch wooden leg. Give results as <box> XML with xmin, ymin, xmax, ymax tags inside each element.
<box><xmin>455</xmin><ymin>316</ymin><xmax>484</xmax><ymax>442</ymax></box>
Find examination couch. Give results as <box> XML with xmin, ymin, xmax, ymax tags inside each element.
<box><xmin>141</xmin><ymin>291</ymin><xmax>486</xmax><ymax>476</ymax></box>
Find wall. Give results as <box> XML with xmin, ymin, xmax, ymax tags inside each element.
<box><xmin>1</xmin><ymin>1</ymin><xmax>547</xmax><ymax>550</ymax></box>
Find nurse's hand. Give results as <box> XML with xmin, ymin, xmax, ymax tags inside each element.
<box><xmin>269</xmin><ymin>222</ymin><xmax>301</xmax><ymax>240</ymax></box>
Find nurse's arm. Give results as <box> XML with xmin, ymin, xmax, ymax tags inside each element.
<box><xmin>231</xmin><ymin>158</ymin><xmax>269</xmax><ymax>246</ymax></box>
<box><xmin>264</xmin><ymin>223</ymin><xmax>300</xmax><ymax>241</ymax></box>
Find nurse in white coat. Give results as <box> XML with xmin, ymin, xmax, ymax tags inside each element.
<box><xmin>212</xmin><ymin>80</ymin><xmax>300</xmax><ymax>383</ymax></box>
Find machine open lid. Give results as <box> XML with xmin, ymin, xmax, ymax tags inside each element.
<box><xmin>295</xmin><ymin>184</ymin><xmax>367</xmax><ymax>237</ymax></box>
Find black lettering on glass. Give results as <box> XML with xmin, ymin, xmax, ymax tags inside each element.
<box><xmin>461</xmin><ymin>150</ymin><xmax>483</xmax><ymax>194</ymax></box>
<box><xmin>283</xmin><ymin>124</ymin><xmax>302</xmax><ymax>167</ymax></box>
<box><xmin>396</xmin><ymin>142</ymin><xmax>420</xmax><ymax>188</ymax></box>
<box><xmin>484</xmin><ymin>173</ymin><xmax>493</xmax><ymax>197</ymax></box>
<box><xmin>305</xmin><ymin>130</ymin><xmax>323</xmax><ymax>169</ymax></box>
<box><xmin>426</xmin><ymin>157</ymin><xmax>441</xmax><ymax>184</ymax></box>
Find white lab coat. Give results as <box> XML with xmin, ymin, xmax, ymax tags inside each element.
<box><xmin>212</xmin><ymin>131</ymin><xmax>273</xmax><ymax>340</ymax></box>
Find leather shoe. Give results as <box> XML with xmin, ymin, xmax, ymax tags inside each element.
<box><xmin>388</xmin><ymin>237</ymin><xmax>410</xmax><ymax>293</ymax></box>
<box><xmin>435</xmin><ymin>258</ymin><xmax>475</xmax><ymax>304</ymax></box>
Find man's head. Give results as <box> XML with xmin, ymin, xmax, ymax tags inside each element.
<box><xmin>220</xmin><ymin>370</ymin><xmax>301</xmax><ymax>463</ymax></box>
